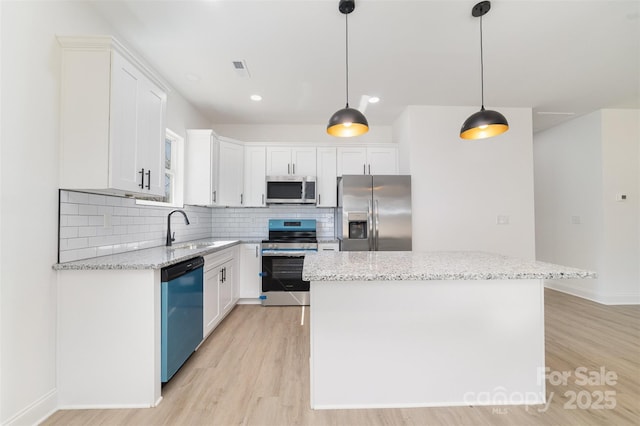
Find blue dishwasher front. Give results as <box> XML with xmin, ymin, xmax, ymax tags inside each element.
<box><xmin>161</xmin><ymin>257</ymin><xmax>204</xmax><ymax>382</ymax></box>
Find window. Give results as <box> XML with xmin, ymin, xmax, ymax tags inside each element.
<box><xmin>136</xmin><ymin>129</ymin><xmax>184</xmax><ymax>207</ymax></box>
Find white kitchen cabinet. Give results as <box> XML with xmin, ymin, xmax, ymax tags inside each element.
<box><xmin>58</xmin><ymin>36</ymin><xmax>167</xmax><ymax>197</ymax></box>
<box><xmin>203</xmin><ymin>266</ymin><xmax>221</xmax><ymax>337</ymax></box>
<box><xmin>218</xmin><ymin>139</ymin><xmax>245</xmax><ymax>207</ymax></box>
<box><xmin>266</xmin><ymin>147</ymin><xmax>316</xmax><ymax>176</ymax></box>
<box><xmin>185</xmin><ymin>130</ymin><xmax>218</xmax><ymax>206</ymax></box>
<box><xmin>244</xmin><ymin>146</ymin><xmax>267</xmax><ymax>207</ymax></box>
<box><xmin>337</xmin><ymin>146</ymin><xmax>398</xmax><ymax>176</ymax></box>
<box><xmin>239</xmin><ymin>243</ymin><xmax>262</xmax><ymax>302</ymax></box>
<box><xmin>316</xmin><ymin>147</ymin><xmax>338</xmax><ymax>207</ymax></box>
<box><xmin>203</xmin><ymin>246</ymin><xmax>238</xmax><ymax>338</ymax></box>
<box><xmin>185</xmin><ymin>132</ymin><xmax>244</xmax><ymax>207</ymax></box>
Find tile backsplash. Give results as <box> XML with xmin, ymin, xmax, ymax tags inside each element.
<box><xmin>58</xmin><ymin>190</ymin><xmax>335</xmax><ymax>262</ymax></box>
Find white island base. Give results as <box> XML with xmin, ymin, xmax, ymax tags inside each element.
<box><xmin>310</xmin><ymin>278</ymin><xmax>546</xmax><ymax>409</ymax></box>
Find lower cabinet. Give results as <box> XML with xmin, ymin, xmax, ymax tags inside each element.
<box><xmin>203</xmin><ymin>246</ymin><xmax>238</xmax><ymax>339</ymax></box>
<box><xmin>239</xmin><ymin>243</ymin><xmax>262</xmax><ymax>302</ymax></box>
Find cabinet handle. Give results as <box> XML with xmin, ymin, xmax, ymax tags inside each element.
<box><xmin>145</xmin><ymin>170</ymin><xmax>151</xmax><ymax>190</ymax></box>
<box><xmin>363</xmin><ymin>164</ymin><xmax>366</xmax><ymax>175</ymax></box>
<box><xmin>261</xmin><ymin>194</ymin><xmax>265</xmax><ymax>205</ymax></box>
<box><xmin>368</xmin><ymin>164</ymin><xmax>371</xmax><ymax>175</ymax></box>
<box><xmin>213</xmin><ymin>190</ymin><xmax>217</xmax><ymax>203</ymax></box>
<box><xmin>288</xmin><ymin>164</ymin><xmax>291</xmax><ymax>175</ymax></box>
<box><xmin>223</xmin><ymin>267</ymin><xmax>227</xmax><ymax>282</ymax></box>
<box><xmin>255</xmin><ymin>246</ymin><xmax>258</xmax><ymax>257</ymax></box>
<box><xmin>240</xmin><ymin>193</ymin><xmax>243</xmax><ymax>205</ymax></box>
<box><xmin>318</xmin><ymin>194</ymin><xmax>321</xmax><ymax>204</ymax></box>
<box><xmin>292</xmin><ymin>164</ymin><xmax>296</xmax><ymax>175</ymax></box>
<box><xmin>139</xmin><ymin>168</ymin><xmax>145</xmax><ymax>188</ymax></box>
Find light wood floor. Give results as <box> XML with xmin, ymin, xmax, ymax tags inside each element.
<box><xmin>44</xmin><ymin>289</ymin><xmax>640</xmax><ymax>426</ymax></box>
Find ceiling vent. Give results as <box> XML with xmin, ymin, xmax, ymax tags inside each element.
<box><xmin>232</xmin><ymin>60</ymin><xmax>250</xmax><ymax>78</ymax></box>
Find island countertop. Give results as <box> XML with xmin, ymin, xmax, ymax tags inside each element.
<box><xmin>302</xmin><ymin>250</ymin><xmax>596</xmax><ymax>281</ymax></box>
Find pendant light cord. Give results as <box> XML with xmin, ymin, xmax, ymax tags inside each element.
<box><xmin>479</xmin><ymin>13</ymin><xmax>485</xmax><ymax>110</ymax></box>
<box><xmin>345</xmin><ymin>12</ymin><xmax>350</xmax><ymax>108</ymax></box>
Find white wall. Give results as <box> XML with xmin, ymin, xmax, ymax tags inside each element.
<box><xmin>212</xmin><ymin>123</ymin><xmax>393</xmax><ymax>144</ymax></box>
<box><xmin>394</xmin><ymin>106</ymin><xmax>536</xmax><ymax>260</ymax></box>
<box><xmin>0</xmin><ymin>2</ymin><xmax>209</xmax><ymax>424</ymax></box>
<box><xmin>534</xmin><ymin>109</ymin><xmax>640</xmax><ymax>305</ymax></box>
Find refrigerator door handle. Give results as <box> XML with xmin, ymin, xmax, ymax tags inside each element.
<box><xmin>367</xmin><ymin>199</ymin><xmax>373</xmax><ymax>251</ymax></box>
<box><xmin>374</xmin><ymin>199</ymin><xmax>380</xmax><ymax>251</ymax></box>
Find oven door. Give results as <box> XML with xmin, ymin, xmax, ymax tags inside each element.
<box><xmin>261</xmin><ymin>251</ymin><xmax>310</xmax><ymax>292</ymax></box>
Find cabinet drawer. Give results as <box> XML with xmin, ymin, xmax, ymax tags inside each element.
<box><xmin>204</xmin><ymin>248</ymin><xmax>234</xmax><ymax>271</ymax></box>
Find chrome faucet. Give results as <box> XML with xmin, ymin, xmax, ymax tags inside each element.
<box><xmin>166</xmin><ymin>209</ymin><xmax>190</xmax><ymax>247</ymax></box>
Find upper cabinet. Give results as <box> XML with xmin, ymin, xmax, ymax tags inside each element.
<box><xmin>316</xmin><ymin>147</ymin><xmax>337</xmax><ymax>207</ymax></box>
<box><xmin>266</xmin><ymin>147</ymin><xmax>316</xmax><ymax>176</ymax></box>
<box><xmin>217</xmin><ymin>139</ymin><xmax>244</xmax><ymax>207</ymax></box>
<box><xmin>58</xmin><ymin>36</ymin><xmax>168</xmax><ymax>197</ymax></box>
<box><xmin>184</xmin><ymin>130</ymin><xmax>244</xmax><ymax>207</ymax></box>
<box><xmin>337</xmin><ymin>146</ymin><xmax>398</xmax><ymax>176</ymax></box>
<box><xmin>184</xmin><ymin>129</ymin><xmax>217</xmax><ymax>206</ymax></box>
<box><xmin>244</xmin><ymin>146</ymin><xmax>267</xmax><ymax>207</ymax></box>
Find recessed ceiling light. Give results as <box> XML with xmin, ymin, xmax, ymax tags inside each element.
<box><xmin>368</xmin><ymin>96</ymin><xmax>380</xmax><ymax>104</ymax></box>
<box><xmin>250</xmin><ymin>94</ymin><xmax>262</xmax><ymax>102</ymax></box>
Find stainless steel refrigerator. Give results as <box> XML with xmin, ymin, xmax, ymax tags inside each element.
<box><xmin>337</xmin><ymin>175</ymin><xmax>412</xmax><ymax>251</ymax></box>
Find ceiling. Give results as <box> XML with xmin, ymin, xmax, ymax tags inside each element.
<box><xmin>90</xmin><ymin>0</ymin><xmax>640</xmax><ymax>133</ymax></box>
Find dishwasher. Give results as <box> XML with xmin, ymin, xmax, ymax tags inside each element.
<box><xmin>161</xmin><ymin>257</ymin><xmax>204</xmax><ymax>382</ymax></box>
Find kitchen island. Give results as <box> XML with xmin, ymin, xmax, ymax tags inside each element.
<box><xmin>303</xmin><ymin>251</ymin><xmax>595</xmax><ymax>410</ymax></box>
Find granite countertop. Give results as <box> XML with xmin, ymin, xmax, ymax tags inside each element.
<box><xmin>54</xmin><ymin>239</ymin><xmax>241</xmax><ymax>271</ymax></box>
<box><xmin>302</xmin><ymin>251</ymin><xmax>597</xmax><ymax>281</ymax></box>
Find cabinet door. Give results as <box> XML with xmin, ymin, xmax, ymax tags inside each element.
<box><xmin>291</xmin><ymin>147</ymin><xmax>316</xmax><ymax>176</ymax></box>
<box><xmin>218</xmin><ymin>141</ymin><xmax>244</xmax><ymax>206</ymax></box>
<box><xmin>367</xmin><ymin>147</ymin><xmax>398</xmax><ymax>175</ymax></box>
<box><xmin>136</xmin><ymin>78</ymin><xmax>166</xmax><ymax>196</ymax></box>
<box><xmin>203</xmin><ymin>266</ymin><xmax>221</xmax><ymax>338</ymax></box>
<box><xmin>337</xmin><ymin>147</ymin><xmax>367</xmax><ymax>176</ymax></box>
<box><xmin>316</xmin><ymin>147</ymin><xmax>337</xmax><ymax>207</ymax></box>
<box><xmin>265</xmin><ymin>147</ymin><xmax>292</xmax><ymax>175</ymax></box>
<box><xmin>244</xmin><ymin>146</ymin><xmax>266</xmax><ymax>207</ymax></box>
<box><xmin>109</xmin><ymin>53</ymin><xmax>140</xmax><ymax>193</ymax></box>
<box><xmin>185</xmin><ymin>130</ymin><xmax>214</xmax><ymax>206</ymax></box>
<box><xmin>219</xmin><ymin>262</ymin><xmax>234</xmax><ymax>315</ymax></box>
<box><xmin>239</xmin><ymin>244</ymin><xmax>262</xmax><ymax>299</ymax></box>
<box><xmin>110</xmin><ymin>52</ymin><xmax>165</xmax><ymax>196</ymax></box>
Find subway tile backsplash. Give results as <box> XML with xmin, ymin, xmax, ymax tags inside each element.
<box><xmin>58</xmin><ymin>191</ymin><xmax>212</xmax><ymax>262</ymax></box>
<box><xmin>59</xmin><ymin>190</ymin><xmax>336</xmax><ymax>263</ymax></box>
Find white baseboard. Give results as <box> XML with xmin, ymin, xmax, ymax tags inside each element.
<box><xmin>3</xmin><ymin>389</ymin><xmax>57</xmax><ymax>426</ymax></box>
<box><xmin>237</xmin><ymin>298</ymin><xmax>261</xmax><ymax>305</ymax></box>
<box><xmin>545</xmin><ymin>280</ymin><xmax>640</xmax><ymax>305</ymax></box>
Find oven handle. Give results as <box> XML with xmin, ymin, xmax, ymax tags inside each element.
<box><xmin>261</xmin><ymin>250</ymin><xmax>315</xmax><ymax>257</ymax></box>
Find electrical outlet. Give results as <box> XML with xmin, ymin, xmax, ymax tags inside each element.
<box><xmin>616</xmin><ymin>194</ymin><xmax>628</xmax><ymax>202</ymax></box>
<box><xmin>496</xmin><ymin>215</ymin><xmax>510</xmax><ymax>225</ymax></box>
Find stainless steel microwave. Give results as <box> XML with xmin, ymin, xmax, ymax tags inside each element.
<box><xmin>265</xmin><ymin>176</ymin><xmax>316</xmax><ymax>204</ymax></box>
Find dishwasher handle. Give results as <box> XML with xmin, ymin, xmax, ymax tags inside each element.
<box><xmin>161</xmin><ymin>257</ymin><xmax>204</xmax><ymax>282</ymax></box>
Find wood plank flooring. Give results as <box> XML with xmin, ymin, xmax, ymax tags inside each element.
<box><xmin>43</xmin><ymin>289</ymin><xmax>640</xmax><ymax>425</ymax></box>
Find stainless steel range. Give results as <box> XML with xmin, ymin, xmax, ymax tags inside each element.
<box><xmin>260</xmin><ymin>219</ymin><xmax>317</xmax><ymax>306</ymax></box>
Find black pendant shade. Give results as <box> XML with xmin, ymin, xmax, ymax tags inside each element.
<box><xmin>460</xmin><ymin>107</ymin><xmax>509</xmax><ymax>140</ymax></box>
<box><xmin>460</xmin><ymin>1</ymin><xmax>508</xmax><ymax>140</ymax></box>
<box><xmin>327</xmin><ymin>0</ymin><xmax>369</xmax><ymax>137</ymax></box>
<box><xmin>327</xmin><ymin>104</ymin><xmax>369</xmax><ymax>137</ymax></box>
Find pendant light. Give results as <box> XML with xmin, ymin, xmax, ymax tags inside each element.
<box><xmin>327</xmin><ymin>0</ymin><xmax>369</xmax><ymax>137</ymax></box>
<box><xmin>460</xmin><ymin>1</ymin><xmax>509</xmax><ymax>140</ymax></box>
